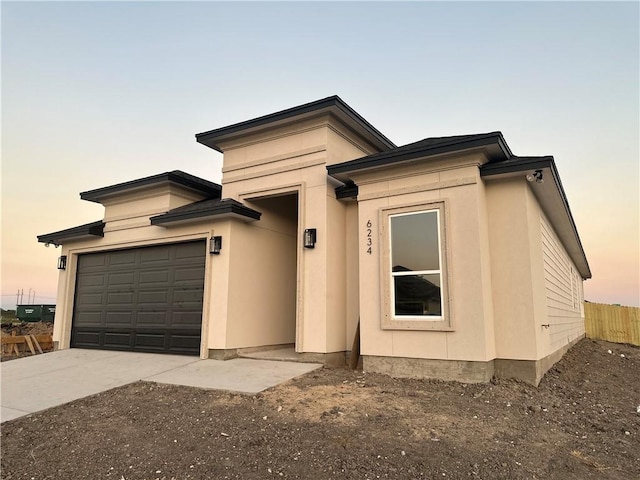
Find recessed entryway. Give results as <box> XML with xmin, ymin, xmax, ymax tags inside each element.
<box><xmin>244</xmin><ymin>192</ymin><xmax>299</xmax><ymax>348</ymax></box>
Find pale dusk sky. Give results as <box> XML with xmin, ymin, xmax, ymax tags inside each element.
<box><xmin>1</xmin><ymin>1</ymin><xmax>638</xmax><ymax>308</ymax></box>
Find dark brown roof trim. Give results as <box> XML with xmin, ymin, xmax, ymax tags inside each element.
<box><xmin>327</xmin><ymin>132</ymin><xmax>511</xmax><ymax>182</ymax></box>
<box><xmin>150</xmin><ymin>198</ymin><xmax>261</xmax><ymax>226</ymax></box>
<box><xmin>81</xmin><ymin>171</ymin><xmax>222</xmax><ymax>204</ymax></box>
<box><xmin>37</xmin><ymin>220</ymin><xmax>105</xmax><ymax>246</ymax></box>
<box><xmin>196</xmin><ymin>96</ymin><xmax>396</xmax><ymax>153</ymax></box>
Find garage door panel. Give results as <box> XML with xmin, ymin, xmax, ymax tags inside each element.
<box><xmin>139</xmin><ymin>270</ymin><xmax>170</xmax><ymax>285</ymax></box>
<box><xmin>72</xmin><ymin>327</ymin><xmax>201</xmax><ymax>354</ymax></box>
<box><xmin>170</xmin><ymin>334</ymin><xmax>201</xmax><ymax>349</ymax></box>
<box><xmin>134</xmin><ymin>333</ymin><xmax>166</xmax><ymax>349</ymax></box>
<box><xmin>138</xmin><ymin>290</ymin><xmax>169</xmax><ymax>304</ymax></box>
<box><xmin>77</xmin><ymin>274</ymin><xmax>106</xmax><ymax>288</ymax></box>
<box><xmin>174</xmin><ymin>267</ymin><xmax>206</xmax><ymax>283</ymax></box>
<box><xmin>140</xmin><ymin>247</ymin><xmax>171</xmax><ymax>263</ymax></box>
<box><xmin>175</xmin><ymin>242</ymin><xmax>207</xmax><ymax>258</ymax></box>
<box><xmin>109</xmin><ymin>251</ymin><xmax>137</xmax><ymax>266</ymax></box>
<box><xmin>105</xmin><ymin>311</ymin><xmax>134</xmax><ymax>325</ymax></box>
<box><xmin>109</xmin><ymin>272</ymin><xmax>136</xmax><ymax>286</ymax></box>
<box><xmin>103</xmin><ymin>332</ymin><xmax>132</xmax><ymax>348</ymax></box>
<box><xmin>72</xmin><ymin>330</ymin><xmax>101</xmax><ymax>347</ymax></box>
<box><xmin>174</xmin><ymin>288</ymin><xmax>203</xmax><ymax>302</ymax></box>
<box><xmin>76</xmin><ymin>292</ymin><xmax>105</xmax><ymax>306</ymax></box>
<box><xmin>74</xmin><ymin>312</ymin><xmax>102</xmax><ymax>326</ymax></box>
<box><xmin>136</xmin><ymin>312</ymin><xmax>168</xmax><ymax>326</ymax></box>
<box><xmin>106</xmin><ymin>292</ymin><xmax>135</xmax><ymax>304</ymax></box>
<box><xmin>171</xmin><ymin>311</ymin><xmax>202</xmax><ymax>327</ymax></box>
<box><xmin>72</xmin><ymin>241</ymin><xmax>205</xmax><ymax>355</ymax></box>
<box><xmin>80</xmin><ymin>254</ymin><xmax>108</xmax><ymax>269</ymax></box>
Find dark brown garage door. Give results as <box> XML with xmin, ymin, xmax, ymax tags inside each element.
<box><xmin>71</xmin><ymin>241</ymin><xmax>206</xmax><ymax>355</ymax></box>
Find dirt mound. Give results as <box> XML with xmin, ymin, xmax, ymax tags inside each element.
<box><xmin>1</xmin><ymin>322</ymin><xmax>53</xmax><ymax>337</ymax></box>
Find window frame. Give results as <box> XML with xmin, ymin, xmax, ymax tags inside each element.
<box><xmin>380</xmin><ymin>201</ymin><xmax>453</xmax><ymax>331</ymax></box>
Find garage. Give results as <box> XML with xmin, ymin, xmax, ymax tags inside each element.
<box><xmin>71</xmin><ymin>240</ymin><xmax>206</xmax><ymax>355</ymax></box>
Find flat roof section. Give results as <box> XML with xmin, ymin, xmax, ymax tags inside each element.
<box><xmin>80</xmin><ymin>171</ymin><xmax>222</xmax><ymax>204</ymax></box>
<box><xmin>196</xmin><ymin>96</ymin><xmax>397</xmax><ymax>153</ymax></box>
<box><xmin>327</xmin><ymin>132</ymin><xmax>512</xmax><ymax>182</ymax></box>
<box><xmin>150</xmin><ymin>198</ymin><xmax>262</xmax><ymax>226</ymax></box>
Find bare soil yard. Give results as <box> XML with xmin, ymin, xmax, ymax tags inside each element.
<box><xmin>1</xmin><ymin>338</ymin><xmax>638</xmax><ymax>480</ymax></box>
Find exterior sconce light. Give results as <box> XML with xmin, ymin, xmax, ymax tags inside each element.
<box><xmin>526</xmin><ymin>170</ymin><xmax>544</xmax><ymax>184</ymax></box>
<box><xmin>304</xmin><ymin>228</ymin><xmax>317</xmax><ymax>249</ymax></box>
<box><xmin>58</xmin><ymin>255</ymin><xmax>67</xmax><ymax>270</ymax></box>
<box><xmin>210</xmin><ymin>236</ymin><xmax>222</xmax><ymax>254</ymax></box>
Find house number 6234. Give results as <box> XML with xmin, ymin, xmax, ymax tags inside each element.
<box><xmin>366</xmin><ymin>220</ymin><xmax>373</xmax><ymax>254</ymax></box>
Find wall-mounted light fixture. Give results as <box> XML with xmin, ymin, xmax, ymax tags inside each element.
<box><xmin>304</xmin><ymin>228</ymin><xmax>317</xmax><ymax>249</ymax></box>
<box><xmin>526</xmin><ymin>169</ymin><xmax>544</xmax><ymax>184</ymax></box>
<box><xmin>58</xmin><ymin>255</ymin><xmax>67</xmax><ymax>270</ymax></box>
<box><xmin>210</xmin><ymin>236</ymin><xmax>222</xmax><ymax>254</ymax></box>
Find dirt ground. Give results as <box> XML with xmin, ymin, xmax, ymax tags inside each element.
<box><xmin>1</xmin><ymin>338</ymin><xmax>638</xmax><ymax>480</ymax></box>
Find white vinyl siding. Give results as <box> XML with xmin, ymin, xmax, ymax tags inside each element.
<box><xmin>541</xmin><ymin>214</ymin><xmax>584</xmax><ymax>349</ymax></box>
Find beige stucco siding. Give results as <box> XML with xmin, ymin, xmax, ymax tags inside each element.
<box><xmin>102</xmin><ymin>186</ymin><xmax>206</xmax><ymax>224</ymax></box>
<box><xmin>486</xmin><ymin>179</ymin><xmax>539</xmax><ymax>360</ymax></box>
<box><xmin>345</xmin><ymin>201</ymin><xmax>360</xmax><ymax>350</ymax></box>
<box><xmin>355</xmin><ymin>157</ymin><xmax>497</xmax><ymax>363</ymax></box>
<box><xmin>325</xmin><ymin>189</ymin><xmax>348</xmax><ymax>351</ymax></box>
<box><xmin>223</xmin><ymin>218</ymin><xmax>297</xmax><ymax>349</ymax></box>
<box><xmin>217</xmin><ymin>119</ymin><xmax>374</xmax><ymax>355</ymax></box>
<box><xmin>486</xmin><ymin>178</ymin><xmax>583</xmax><ymax>362</ymax></box>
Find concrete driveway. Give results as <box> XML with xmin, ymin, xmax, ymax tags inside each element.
<box><xmin>1</xmin><ymin>349</ymin><xmax>321</xmax><ymax>423</ymax></box>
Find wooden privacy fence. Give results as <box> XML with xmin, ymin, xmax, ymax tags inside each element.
<box><xmin>584</xmin><ymin>302</ymin><xmax>640</xmax><ymax>346</ymax></box>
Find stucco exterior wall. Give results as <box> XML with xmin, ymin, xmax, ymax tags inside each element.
<box><xmin>354</xmin><ymin>153</ymin><xmax>497</xmax><ymax>363</ymax></box>
<box><xmin>216</xmin><ymin>119</ymin><xmax>375</xmax><ymax>355</ymax></box>
<box><xmin>485</xmin><ymin>177</ymin><xmax>584</xmax><ymax>364</ymax></box>
<box><xmin>223</xmin><ymin>216</ymin><xmax>297</xmax><ymax>349</ymax></box>
<box><xmin>486</xmin><ymin>179</ymin><xmax>540</xmax><ymax>360</ymax></box>
<box><xmin>344</xmin><ymin>201</ymin><xmax>360</xmax><ymax>351</ymax></box>
<box><xmin>102</xmin><ymin>186</ymin><xmax>206</xmax><ymax>226</ymax></box>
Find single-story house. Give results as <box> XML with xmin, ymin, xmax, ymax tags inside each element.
<box><xmin>38</xmin><ymin>96</ymin><xmax>591</xmax><ymax>385</ymax></box>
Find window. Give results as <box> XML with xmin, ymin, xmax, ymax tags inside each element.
<box><xmin>381</xmin><ymin>202</ymin><xmax>451</xmax><ymax>330</ymax></box>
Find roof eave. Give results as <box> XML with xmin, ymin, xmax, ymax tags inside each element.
<box><xmin>481</xmin><ymin>158</ymin><xmax>591</xmax><ymax>280</ymax></box>
<box><xmin>80</xmin><ymin>171</ymin><xmax>222</xmax><ymax>204</ymax></box>
<box><xmin>195</xmin><ymin>96</ymin><xmax>396</xmax><ymax>153</ymax></box>
<box><xmin>150</xmin><ymin>203</ymin><xmax>261</xmax><ymax>226</ymax></box>
<box><xmin>327</xmin><ymin>133</ymin><xmax>510</xmax><ymax>183</ymax></box>
<box><xmin>37</xmin><ymin>221</ymin><xmax>105</xmax><ymax>246</ymax></box>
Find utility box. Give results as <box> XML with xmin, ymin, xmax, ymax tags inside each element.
<box><xmin>16</xmin><ymin>304</ymin><xmax>56</xmax><ymax>322</ymax></box>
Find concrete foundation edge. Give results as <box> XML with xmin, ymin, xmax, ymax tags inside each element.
<box><xmin>208</xmin><ymin>347</ymin><xmax>346</xmax><ymax>367</ymax></box>
<box><xmin>363</xmin><ymin>355</ymin><xmax>495</xmax><ymax>383</ymax></box>
<box><xmin>363</xmin><ymin>334</ymin><xmax>585</xmax><ymax>385</ymax></box>
<box><xmin>494</xmin><ymin>334</ymin><xmax>584</xmax><ymax>386</ymax></box>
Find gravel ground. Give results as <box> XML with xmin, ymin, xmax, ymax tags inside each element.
<box><xmin>1</xmin><ymin>338</ymin><xmax>638</xmax><ymax>480</ymax></box>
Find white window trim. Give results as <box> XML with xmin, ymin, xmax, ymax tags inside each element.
<box><xmin>380</xmin><ymin>201</ymin><xmax>453</xmax><ymax>331</ymax></box>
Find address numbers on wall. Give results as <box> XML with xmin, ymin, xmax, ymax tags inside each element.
<box><xmin>366</xmin><ymin>220</ymin><xmax>373</xmax><ymax>255</ymax></box>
